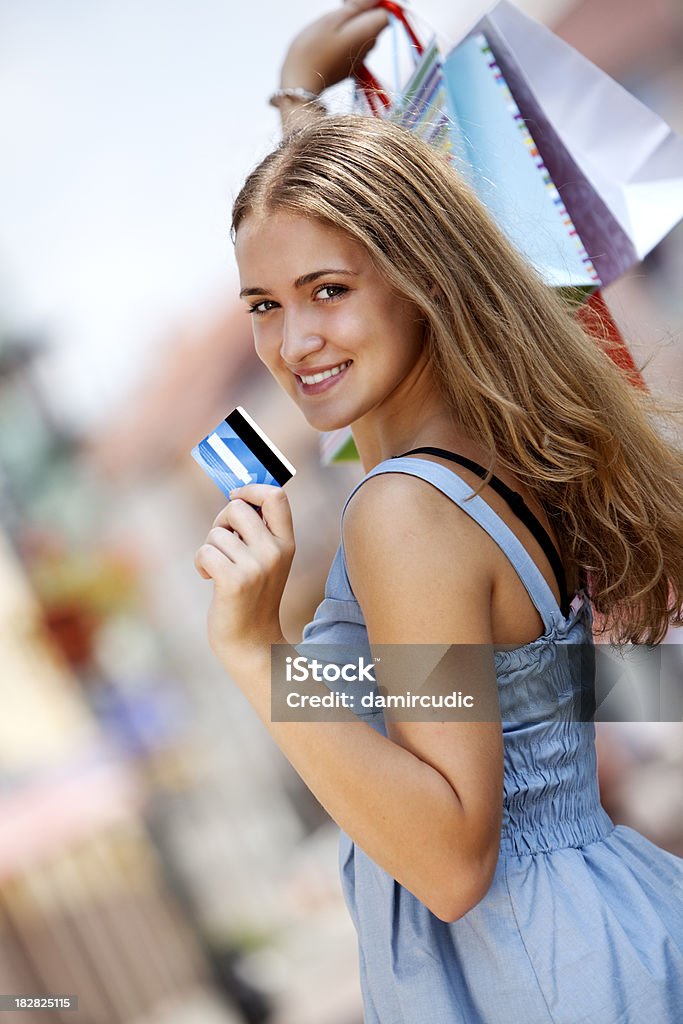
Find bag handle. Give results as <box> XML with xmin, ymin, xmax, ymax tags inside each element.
<box><xmin>354</xmin><ymin>1</ymin><xmax>424</xmax><ymax>115</ymax></box>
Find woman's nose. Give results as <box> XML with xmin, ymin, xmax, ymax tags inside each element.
<box><xmin>279</xmin><ymin>313</ymin><xmax>325</xmax><ymax>367</ymax></box>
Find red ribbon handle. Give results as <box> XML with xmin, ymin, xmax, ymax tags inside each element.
<box><xmin>354</xmin><ymin>0</ymin><xmax>424</xmax><ymax>115</ymax></box>
<box><xmin>376</xmin><ymin>1</ymin><xmax>423</xmax><ymax>55</ymax></box>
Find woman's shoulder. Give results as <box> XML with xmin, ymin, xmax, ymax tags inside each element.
<box><xmin>342</xmin><ymin>457</ymin><xmax>495</xmax><ymax>555</ymax></box>
<box><xmin>341</xmin><ymin>461</ymin><xmax>497</xmax><ymax>645</ymax></box>
<box><xmin>340</xmin><ymin>453</ymin><xmax>574</xmax><ymax>646</ymax></box>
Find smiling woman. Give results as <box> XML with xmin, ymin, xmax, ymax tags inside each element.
<box><xmin>193</xmin><ymin>3</ymin><xmax>683</xmax><ymax>1023</ymax></box>
<box><xmin>234</xmin><ymin>212</ymin><xmax>426</xmax><ymax>440</ymax></box>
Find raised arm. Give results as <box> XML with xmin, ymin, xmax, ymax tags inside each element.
<box><xmin>274</xmin><ymin>0</ymin><xmax>390</xmax><ymax>135</ymax></box>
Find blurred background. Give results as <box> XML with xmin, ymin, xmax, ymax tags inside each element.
<box><xmin>0</xmin><ymin>1</ymin><xmax>681</xmax><ymax>1021</ymax></box>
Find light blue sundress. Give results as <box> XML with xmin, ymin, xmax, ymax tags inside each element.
<box><xmin>297</xmin><ymin>455</ymin><xmax>683</xmax><ymax>1024</ymax></box>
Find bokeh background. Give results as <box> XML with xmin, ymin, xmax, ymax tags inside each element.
<box><xmin>0</xmin><ymin>1</ymin><xmax>681</xmax><ymax>1021</ymax></box>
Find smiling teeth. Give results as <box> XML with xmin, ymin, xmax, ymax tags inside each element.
<box><xmin>299</xmin><ymin>361</ymin><xmax>351</xmax><ymax>385</ymax></box>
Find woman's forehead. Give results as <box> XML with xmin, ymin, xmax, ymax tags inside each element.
<box><xmin>235</xmin><ymin>212</ymin><xmax>368</xmax><ymax>268</ymax></box>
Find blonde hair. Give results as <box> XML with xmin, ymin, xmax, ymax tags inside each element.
<box><xmin>232</xmin><ymin>115</ymin><xmax>683</xmax><ymax>645</ymax></box>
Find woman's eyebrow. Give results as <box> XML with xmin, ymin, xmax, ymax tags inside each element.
<box><xmin>293</xmin><ymin>268</ymin><xmax>358</xmax><ymax>289</ymax></box>
<box><xmin>239</xmin><ymin>268</ymin><xmax>358</xmax><ymax>299</ymax></box>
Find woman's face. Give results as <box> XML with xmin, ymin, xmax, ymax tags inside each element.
<box><xmin>234</xmin><ymin>211</ymin><xmax>428</xmax><ymax>434</ymax></box>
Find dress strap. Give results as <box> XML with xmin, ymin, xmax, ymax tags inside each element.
<box><xmin>395</xmin><ymin>447</ymin><xmax>570</xmax><ymax>617</ymax></box>
<box><xmin>341</xmin><ymin>456</ymin><xmax>567</xmax><ymax>634</ymax></box>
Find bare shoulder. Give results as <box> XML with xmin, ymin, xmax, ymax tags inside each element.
<box><xmin>343</xmin><ymin>468</ymin><xmax>494</xmax><ymax>565</ymax></box>
<box><xmin>342</xmin><ymin>469</ymin><xmax>495</xmax><ymax>644</ymax></box>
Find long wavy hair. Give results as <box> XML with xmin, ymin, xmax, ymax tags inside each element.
<box><xmin>232</xmin><ymin>115</ymin><xmax>683</xmax><ymax>645</ymax></box>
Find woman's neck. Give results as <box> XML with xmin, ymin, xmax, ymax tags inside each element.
<box><xmin>351</xmin><ymin>416</ymin><xmax>493</xmax><ymax>475</ymax></box>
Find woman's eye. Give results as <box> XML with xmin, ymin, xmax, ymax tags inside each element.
<box><xmin>247</xmin><ymin>300</ymin><xmax>278</xmax><ymax>316</ymax></box>
<box><xmin>316</xmin><ymin>285</ymin><xmax>347</xmax><ymax>302</ymax></box>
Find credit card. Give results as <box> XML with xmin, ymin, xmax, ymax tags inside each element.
<box><xmin>191</xmin><ymin>406</ymin><xmax>296</xmax><ymax>499</ymax></box>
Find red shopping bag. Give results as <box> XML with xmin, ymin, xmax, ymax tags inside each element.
<box><xmin>576</xmin><ymin>291</ymin><xmax>646</xmax><ymax>391</ymax></box>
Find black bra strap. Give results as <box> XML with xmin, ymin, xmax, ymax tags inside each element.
<box><xmin>392</xmin><ymin>446</ymin><xmax>570</xmax><ymax>617</ymax></box>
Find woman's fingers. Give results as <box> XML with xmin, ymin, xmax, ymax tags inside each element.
<box><xmin>196</xmin><ymin>486</ymin><xmax>294</xmax><ymax>585</ymax></box>
<box><xmin>195</xmin><ymin>525</ymin><xmax>243</xmax><ymax>572</ymax></box>
<box><xmin>333</xmin><ymin>3</ymin><xmax>390</xmax><ymax>78</ymax></box>
<box><xmin>195</xmin><ymin>524</ymin><xmax>266</xmax><ymax>585</ymax></box>
<box><xmin>212</xmin><ymin>498</ymin><xmax>263</xmax><ymax>546</ymax></box>
<box><xmin>338</xmin><ymin>0</ymin><xmax>390</xmax><ymax>40</ymax></box>
<box><xmin>194</xmin><ymin>539</ymin><xmax>232</xmax><ymax>581</ymax></box>
<box><xmin>341</xmin><ymin>9</ymin><xmax>390</xmax><ymax>57</ymax></box>
<box><xmin>227</xmin><ymin>486</ymin><xmax>295</xmax><ymax>547</ymax></box>
<box><xmin>195</xmin><ymin>485</ymin><xmax>296</xmax><ymax>658</ymax></box>
<box><xmin>206</xmin><ymin>525</ymin><xmax>245</xmax><ymax>561</ymax></box>
<box><xmin>340</xmin><ymin>0</ymin><xmax>386</xmax><ymax>18</ymax></box>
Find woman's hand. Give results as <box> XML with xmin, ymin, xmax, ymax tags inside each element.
<box><xmin>280</xmin><ymin>0</ymin><xmax>390</xmax><ymax>95</ymax></box>
<box><xmin>194</xmin><ymin>485</ymin><xmax>295</xmax><ymax>669</ymax></box>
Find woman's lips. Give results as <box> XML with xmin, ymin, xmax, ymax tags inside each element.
<box><xmin>296</xmin><ymin>361</ymin><xmax>352</xmax><ymax>395</ymax></box>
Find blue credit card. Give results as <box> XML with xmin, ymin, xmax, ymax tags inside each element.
<box><xmin>191</xmin><ymin>406</ymin><xmax>296</xmax><ymax>499</ymax></box>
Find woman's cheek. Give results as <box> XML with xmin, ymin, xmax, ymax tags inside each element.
<box><xmin>253</xmin><ymin>329</ymin><xmax>277</xmax><ymax>370</ymax></box>
<box><xmin>253</xmin><ymin>335</ymin><xmax>294</xmax><ymax>394</ymax></box>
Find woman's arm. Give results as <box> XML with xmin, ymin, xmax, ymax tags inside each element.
<box><xmin>275</xmin><ymin>0</ymin><xmax>390</xmax><ymax>135</ymax></box>
<box><xmin>196</xmin><ymin>478</ymin><xmax>503</xmax><ymax>922</ymax></box>
<box><xmin>341</xmin><ymin>473</ymin><xmax>505</xmax><ymax>909</ymax></box>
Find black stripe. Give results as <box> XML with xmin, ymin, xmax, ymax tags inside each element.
<box><xmin>225</xmin><ymin>409</ymin><xmax>293</xmax><ymax>487</ymax></box>
<box><xmin>392</xmin><ymin>446</ymin><xmax>570</xmax><ymax>617</ymax></box>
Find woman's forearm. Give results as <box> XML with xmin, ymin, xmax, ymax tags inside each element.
<box><xmin>222</xmin><ymin>639</ymin><xmax>492</xmax><ymax>922</ymax></box>
<box><xmin>274</xmin><ymin>0</ymin><xmax>390</xmax><ymax>137</ymax></box>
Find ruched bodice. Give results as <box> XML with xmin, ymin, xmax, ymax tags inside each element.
<box><xmin>296</xmin><ymin>457</ymin><xmax>683</xmax><ymax>1023</ymax></box>
<box><xmin>494</xmin><ymin>616</ymin><xmax>613</xmax><ymax>857</ymax></box>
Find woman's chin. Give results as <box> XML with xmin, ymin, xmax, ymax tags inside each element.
<box><xmin>301</xmin><ymin>409</ymin><xmax>355</xmax><ymax>433</ymax></box>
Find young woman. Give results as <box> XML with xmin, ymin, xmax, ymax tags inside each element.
<box><xmin>195</xmin><ymin>3</ymin><xmax>683</xmax><ymax>1020</ymax></box>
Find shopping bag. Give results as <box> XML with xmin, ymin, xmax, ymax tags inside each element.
<box><xmin>356</xmin><ymin>10</ymin><xmax>599</xmax><ymax>290</ymax></box>
<box><xmin>322</xmin><ymin>3</ymin><xmax>652</xmax><ymax>464</ymax></box>
<box><xmin>473</xmin><ymin>1</ymin><xmax>683</xmax><ymax>288</ymax></box>
<box><xmin>576</xmin><ymin>290</ymin><xmax>645</xmax><ymax>390</ymax></box>
<box><xmin>440</xmin><ymin>33</ymin><xmax>599</xmax><ymax>289</ymax></box>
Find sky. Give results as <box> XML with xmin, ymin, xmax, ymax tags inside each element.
<box><xmin>0</xmin><ymin>0</ymin><xmax>574</xmax><ymax>430</ymax></box>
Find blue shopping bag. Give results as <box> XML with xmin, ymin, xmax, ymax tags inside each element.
<box><xmin>441</xmin><ymin>33</ymin><xmax>599</xmax><ymax>289</ymax></box>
